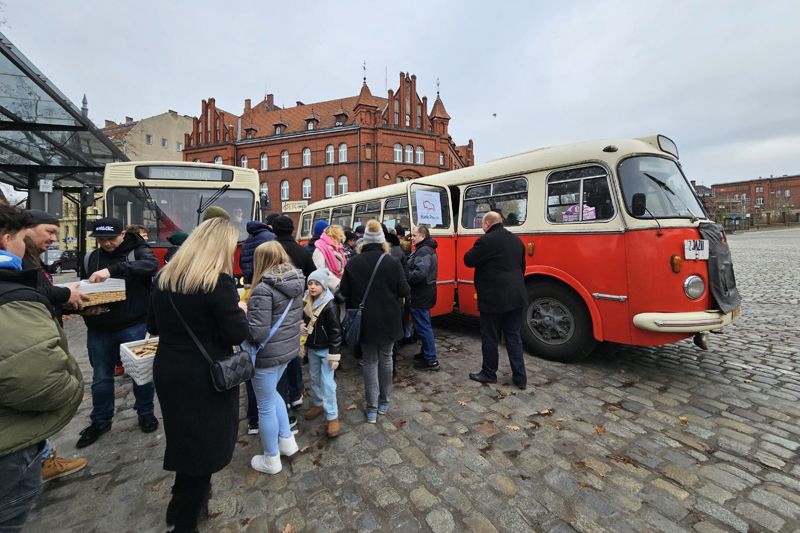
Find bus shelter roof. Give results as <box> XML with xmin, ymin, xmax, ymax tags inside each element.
<box><xmin>0</xmin><ymin>32</ymin><xmax>127</xmax><ymax>192</ymax></box>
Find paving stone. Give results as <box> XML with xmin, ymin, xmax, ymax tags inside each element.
<box><xmin>735</xmin><ymin>501</ymin><xmax>785</xmax><ymax>532</ymax></box>
<box><xmin>425</xmin><ymin>507</ymin><xmax>456</xmax><ymax>533</ymax></box>
<box><xmin>694</xmin><ymin>499</ymin><xmax>749</xmax><ymax>532</ymax></box>
<box><xmin>489</xmin><ymin>473</ymin><xmax>519</xmax><ymax>496</ymax></box>
<box><xmin>410</xmin><ymin>486</ymin><xmax>439</xmax><ymax>510</ymax></box>
<box><xmin>378</xmin><ymin>447</ymin><xmax>403</xmax><ymax>466</ymax></box>
<box><xmin>463</xmin><ymin>512</ymin><xmax>500</xmax><ymax>533</ymax></box>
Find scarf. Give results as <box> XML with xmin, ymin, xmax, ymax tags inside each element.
<box><xmin>303</xmin><ymin>287</ymin><xmax>334</xmax><ymax>334</ymax></box>
<box><xmin>314</xmin><ymin>233</ymin><xmax>346</xmax><ymax>278</ymax></box>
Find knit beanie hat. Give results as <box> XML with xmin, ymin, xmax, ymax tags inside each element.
<box><xmin>307</xmin><ymin>268</ymin><xmax>329</xmax><ymax>287</ymax></box>
<box><xmin>362</xmin><ymin>224</ymin><xmax>386</xmax><ymax>245</ymax></box>
<box><xmin>167</xmin><ymin>231</ymin><xmax>189</xmax><ymax>246</ymax></box>
<box><xmin>313</xmin><ymin>219</ymin><xmax>329</xmax><ymax>237</ymax></box>
<box><xmin>27</xmin><ymin>209</ymin><xmax>60</xmax><ymax>226</ymax></box>
<box><xmin>202</xmin><ymin>205</ymin><xmax>230</xmax><ymax>221</ymax></box>
<box><xmin>272</xmin><ymin>215</ymin><xmax>294</xmax><ymax>235</ymax></box>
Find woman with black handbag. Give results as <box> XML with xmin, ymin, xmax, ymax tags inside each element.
<box><xmin>246</xmin><ymin>241</ymin><xmax>305</xmax><ymax>475</ymax></box>
<box><xmin>147</xmin><ymin>217</ymin><xmax>249</xmax><ymax>533</ymax></box>
<box><xmin>339</xmin><ymin>219</ymin><xmax>410</xmax><ymax>424</ymax></box>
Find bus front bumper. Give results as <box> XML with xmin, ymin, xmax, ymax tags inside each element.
<box><xmin>633</xmin><ymin>307</ymin><xmax>740</xmax><ymax>333</ymax></box>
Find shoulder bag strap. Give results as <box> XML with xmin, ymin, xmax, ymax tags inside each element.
<box><xmin>257</xmin><ymin>296</ymin><xmax>294</xmax><ymax>351</ymax></box>
<box><xmin>167</xmin><ymin>291</ymin><xmax>215</xmax><ymax>366</ymax></box>
<box><xmin>359</xmin><ymin>254</ymin><xmax>386</xmax><ymax>309</ymax></box>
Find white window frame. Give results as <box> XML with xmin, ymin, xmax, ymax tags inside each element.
<box><xmin>176</xmin><ymin>142</ymin><xmax>183</xmax><ymax>152</ymax></box>
<box><xmin>439</xmin><ymin>152</ymin><xmax>445</xmax><ymax>166</ymax></box>
<box><xmin>326</xmin><ymin>145</ymin><xmax>334</xmax><ymax>164</ymax></box>
<box><xmin>415</xmin><ymin>146</ymin><xmax>424</xmax><ymax>165</ymax></box>
<box><xmin>302</xmin><ymin>147</ymin><xmax>311</xmax><ymax>166</ymax></box>
<box><xmin>281</xmin><ymin>150</ymin><xmax>289</xmax><ymax>168</ymax></box>
<box><xmin>260</xmin><ymin>153</ymin><xmax>268</xmax><ymax>170</ymax></box>
<box><xmin>339</xmin><ymin>143</ymin><xmax>347</xmax><ymax>163</ymax></box>
<box><xmin>325</xmin><ymin>176</ymin><xmax>334</xmax><ymax>198</ymax></box>
<box><xmin>280</xmin><ymin>180</ymin><xmax>289</xmax><ymax>201</ymax></box>
<box><xmin>756</xmin><ymin>196</ymin><xmax>764</xmax><ymax>206</ymax></box>
<box><xmin>405</xmin><ymin>145</ymin><xmax>413</xmax><ymax>163</ymax></box>
<box><xmin>241</xmin><ymin>155</ymin><xmax>248</xmax><ymax>168</ymax></box>
<box><xmin>214</xmin><ymin>155</ymin><xmax>222</xmax><ymax>164</ymax></box>
<box><xmin>393</xmin><ymin>144</ymin><xmax>402</xmax><ymax>162</ymax></box>
<box><xmin>275</xmin><ymin>125</ymin><xmax>282</xmax><ymax>135</ymax></box>
<box><xmin>302</xmin><ymin>178</ymin><xmax>312</xmax><ymax>199</ymax></box>
<box><xmin>338</xmin><ymin>175</ymin><xmax>348</xmax><ymax>195</ymax></box>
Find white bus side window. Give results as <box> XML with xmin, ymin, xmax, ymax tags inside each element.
<box><xmin>300</xmin><ymin>213</ymin><xmax>313</xmax><ymax>238</ymax></box>
<box><xmin>546</xmin><ymin>166</ymin><xmax>614</xmax><ymax>223</ymax></box>
<box><xmin>383</xmin><ymin>195</ymin><xmax>410</xmax><ymax>231</ymax></box>
<box><xmin>331</xmin><ymin>205</ymin><xmax>353</xmax><ymax>228</ymax></box>
<box><xmin>461</xmin><ymin>178</ymin><xmax>527</xmax><ymax>229</ymax></box>
<box><xmin>354</xmin><ymin>201</ymin><xmax>381</xmax><ymax>228</ymax></box>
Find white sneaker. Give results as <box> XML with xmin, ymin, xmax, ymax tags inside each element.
<box><xmin>251</xmin><ymin>454</ymin><xmax>282</xmax><ymax>474</ymax></box>
<box><xmin>278</xmin><ymin>434</ymin><xmax>299</xmax><ymax>457</ymax></box>
<box><xmin>290</xmin><ymin>395</ymin><xmax>304</xmax><ymax>408</ymax></box>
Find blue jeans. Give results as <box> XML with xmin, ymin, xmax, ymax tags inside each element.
<box><xmin>307</xmin><ymin>347</ymin><xmax>338</xmax><ymax>420</ymax></box>
<box><xmin>0</xmin><ymin>442</ymin><xmax>48</xmax><ymax>531</ymax></box>
<box><xmin>361</xmin><ymin>342</ymin><xmax>394</xmax><ymax>412</ymax></box>
<box><xmin>87</xmin><ymin>323</ymin><xmax>155</xmax><ymax>425</ymax></box>
<box><xmin>252</xmin><ymin>363</ymin><xmax>292</xmax><ymax>457</ymax></box>
<box><xmin>480</xmin><ymin>309</ymin><xmax>527</xmax><ymax>385</ymax></box>
<box><xmin>410</xmin><ymin>307</ymin><xmax>437</xmax><ymax>361</ymax></box>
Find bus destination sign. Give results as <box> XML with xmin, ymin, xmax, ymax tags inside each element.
<box><xmin>134</xmin><ymin>166</ymin><xmax>234</xmax><ymax>182</ymax></box>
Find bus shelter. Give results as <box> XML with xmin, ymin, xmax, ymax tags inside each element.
<box><xmin>0</xmin><ymin>32</ymin><xmax>127</xmax><ymax>264</ymax></box>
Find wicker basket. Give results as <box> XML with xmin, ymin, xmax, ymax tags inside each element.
<box><xmin>120</xmin><ymin>337</ymin><xmax>158</xmax><ymax>385</ymax></box>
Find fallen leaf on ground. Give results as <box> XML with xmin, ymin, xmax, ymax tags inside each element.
<box><xmin>458</xmin><ymin>400</ymin><xmax>468</xmax><ymax>407</ymax></box>
<box><xmin>678</xmin><ymin>416</ymin><xmax>689</xmax><ymax>428</ymax></box>
<box><xmin>743</xmin><ymin>379</ymin><xmax>753</xmax><ymax>383</ymax></box>
<box><xmin>299</xmin><ymin>445</ymin><xmax>311</xmax><ymax>453</ymax></box>
<box><xmin>609</xmin><ymin>454</ymin><xmax>639</xmax><ymax>467</ymax></box>
<box><xmin>311</xmin><ymin>456</ymin><xmax>321</xmax><ymax>466</ymax></box>
<box><xmin>394</xmin><ymin>419</ymin><xmax>407</xmax><ymax>428</ymax></box>
<box><xmin>574</xmin><ymin>461</ymin><xmax>587</xmax><ymax>469</ymax></box>
<box><xmin>282</xmin><ymin>524</ymin><xmax>296</xmax><ymax>533</ymax></box>
<box><xmin>528</xmin><ymin>421</ymin><xmax>541</xmax><ymax>430</ymax></box>
<box><xmin>579</xmin><ymin>482</ymin><xmax>600</xmax><ymax>491</ymax></box>
<box><xmin>537</xmin><ymin>408</ymin><xmax>554</xmax><ymax>416</ymax></box>
<box><xmin>502</xmin><ymin>413</ymin><xmax>512</xmax><ymax>419</ymax></box>
<box><xmin>347</xmin><ymin>403</ymin><xmax>358</xmax><ymax>411</ymax></box>
<box><xmin>505</xmin><ymin>424</ymin><xmax>521</xmax><ymax>431</ymax></box>
<box><xmin>593</xmin><ymin>424</ymin><xmax>605</xmax><ymax>436</ymax></box>
<box><xmin>237</xmin><ymin>439</ymin><xmax>249</xmax><ymax>448</ymax></box>
<box><xmin>240</xmin><ymin>517</ymin><xmax>253</xmax><ymax>527</ymax></box>
<box><xmin>520</xmin><ymin>474</ymin><xmax>531</xmax><ymax>480</ymax></box>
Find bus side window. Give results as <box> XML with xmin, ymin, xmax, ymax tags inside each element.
<box><xmin>383</xmin><ymin>196</ymin><xmax>410</xmax><ymax>231</ymax></box>
<box><xmin>331</xmin><ymin>206</ymin><xmax>353</xmax><ymax>228</ymax></box>
<box><xmin>461</xmin><ymin>178</ymin><xmax>527</xmax><ymax>229</ymax></box>
<box><xmin>301</xmin><ymin>213</ymin><xmax>312</xmax><ymax>238</ymax></box>
<box><xmin>546</xmin><ymin>166</ymin><xmax>614</xmax><ymax>223</ymax></box>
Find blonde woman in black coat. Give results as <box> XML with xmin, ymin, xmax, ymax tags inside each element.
<box><xmin>147</xmin><ymin>217</ymin><xmax>249</xmax><ymax>533</ymax></box>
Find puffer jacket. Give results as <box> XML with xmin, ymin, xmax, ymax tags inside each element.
<box><xmin>0</xmin><ymin>263</ymin><xmax>83</xmax><ymax>456</ymax></box>
<box><xmin>247</xmin><ymin>266</ymin><xmax>305</xmax><ymax>368</ymax></box>
<box><xmin>303</xmin><ymin>297</ymin><xmax>342</xmax><ymax>353</ymax></box>
<box><xmin>407</xmin><ymin>238</ymin><xmax>438</xmax><ymax>309</ymax></box>
<box><xmin>240</xmin><ymin>221</ymin><xmax>275</xmax><ymax>284</ymax></box>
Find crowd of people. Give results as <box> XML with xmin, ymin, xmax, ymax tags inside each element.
<box><xmin>0</xmin><ymin>202</ymin><xmax>528</xmax><ymax>533</ymax></box>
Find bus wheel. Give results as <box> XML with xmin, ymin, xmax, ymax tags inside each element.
<box><xmin>522</xmin><ymin>281</ymin><xmax>596</xmax><ymax>363</ymax></box>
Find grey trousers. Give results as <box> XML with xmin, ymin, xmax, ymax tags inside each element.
<box><xmin>361</xmin><ymin>342</ymin><xmax>394</xmax><ymax>412</ymax></box>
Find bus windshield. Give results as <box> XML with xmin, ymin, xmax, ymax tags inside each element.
<box><xmin>618</xmin><ymin>156</ymin><xmax>705</xmax><ymax>220</ymax></box>
<box><xmin>106</xmin><ymin>186</ymin><xmax>254</xmax><ymax>243</ymax></box>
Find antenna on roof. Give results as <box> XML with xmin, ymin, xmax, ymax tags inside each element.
<box><xmin>436</xmin><ymin>77</ymin><xmax>440</xmax><ymax>97</ymax></box>
<box><xmin>362</xmin><ymin>60</ymin><xmax>367</xmax><ymax>84</ymax></box>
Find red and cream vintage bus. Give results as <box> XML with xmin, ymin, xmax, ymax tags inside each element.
<box><xmin>102</xmin><ymin>161</ymin><xmax>262</xmax><ymax>276</ymax></box>
<box><xmin>298</xmin><ymin>135</ymin><xmax>741</xmax><ymax>362</ymax></box>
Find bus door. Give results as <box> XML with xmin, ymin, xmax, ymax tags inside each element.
<box><xmin>455</xmin><ymin>177</ymin><xmax>530</xmax><ymax>316</ymax></box>
<box><xmin>409</xmin><ymin>183</ymin><xmax>454</xmax><ymax>316</ymax></box>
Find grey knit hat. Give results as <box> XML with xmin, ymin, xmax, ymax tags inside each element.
<box><xmin>362</xmin><ymin>225</ymin><xmax>385</xmax><ymax>244</ymax></box>
<box><xmin>307</xmin><ymin>268</ymin><xmax>329</xmax><ymax>287</ymax></box>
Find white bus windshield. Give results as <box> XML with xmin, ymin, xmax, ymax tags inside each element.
<box><xmin>106</xmin><ymin>186</ymin><xmax>254</xmax><ymax>243</ymax></box>
<box><xmin>618</xmin><ymin>156</ymin><xmax>705</xmax><ymax>220</ymax></box>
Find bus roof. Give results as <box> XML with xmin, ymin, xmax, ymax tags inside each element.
<box><xmin>301</xmin><ymin>135</ymin><xmax>675</xmax><ymax>212</ymax></box>
<box><xmin>103</xmin><ymin>161</ymin><xmax>259</xmax><ymax>187</ymax></box>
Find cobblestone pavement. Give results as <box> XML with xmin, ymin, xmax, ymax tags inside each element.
<box><xmin>26</xmin><ymin>228</ymin><xmax>800</xmax><ymax>533</ymax></box>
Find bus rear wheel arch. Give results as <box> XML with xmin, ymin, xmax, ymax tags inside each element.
<box><xmin>522</xmin><ymin>279</ymin><xmax>596</xmax><ymax>363</ymax></box>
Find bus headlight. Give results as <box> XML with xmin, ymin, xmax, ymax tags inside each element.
<box><xmin>683</xmin><ymin>275</ymin><xmax>705</xmax><ymax>300</ymax></box>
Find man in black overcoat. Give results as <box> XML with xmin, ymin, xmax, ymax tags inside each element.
<box><xmin>463</xmin><ymin>211</ymin><xmax>528</xmax><ymax>389</ymax></box>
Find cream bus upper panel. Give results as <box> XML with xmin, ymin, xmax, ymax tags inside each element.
<box><xmin>103</xmin><ymin>161</ymin><xmax>259</xmax><ymax>189</ymax></box>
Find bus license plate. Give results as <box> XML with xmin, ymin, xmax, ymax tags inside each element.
<box><xmin>684</xmin><ymin>239</ymin><xmax>709</xmax><ymax>260</ymax></box>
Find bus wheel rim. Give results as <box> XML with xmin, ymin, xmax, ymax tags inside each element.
<box><xmin>528</xmin><ymin>297</ymin><xmax>575</xmax><ymax>346</ymax></box>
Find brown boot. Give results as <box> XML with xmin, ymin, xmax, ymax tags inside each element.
<box><xmin>327</xmin><ymin>418</ymin><xmax>340</xmax><ymax>438</ymax></box>
<box><xmin>42</xmin><ymin>449</ymin><xmax>87</xmax><ymax>482</ymax></box>
<box><xmin>305</xmin><ymin>406</ymin><xmax>324</xmax><ymax>420</ymax></box>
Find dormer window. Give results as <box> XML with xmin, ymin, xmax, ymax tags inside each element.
<box><xmin>307</xmin><ymin>121</ymin><xmax>315</xmax><ymax>131</ymax></box>
<box><xmin>275</xmin><ymin>125</ymin><xmax>282</xmax><ymax>135</ymax></box>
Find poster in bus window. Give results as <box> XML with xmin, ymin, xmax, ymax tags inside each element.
<box><xmin>415</xmin><ymin>190</ymin><xmax>443</xmax><ymax>225</ymax></box>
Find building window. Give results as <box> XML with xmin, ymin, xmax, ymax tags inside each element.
<box><xmin>325</xmin><ymin>176</ymin><xmax>334</xmax><ymax>198</ymax></box>
<box><xmin>405</xmin><ymin>114</ymin><xmax>411</xmax><ymax>127</ymax></box>
<box><xmin>325</xmin><ymin>145</ymin><xmax>334</xmax><ymax>164</ymax></box>
<box><xmin>307</xmin><ymin>121</ymin><xmax>314</xmax><ymax>131</ymax></box>
<box><xmin>786</xmin><ymin>189</ymin><xmax>791</xmax><ymax>198</ymax></box>
<box><xmin>302</xmin><ymin>147</ymin><xmax>311</xmax><ymax>166</ymax></box>
<box><xmin>405</xmin><ymin>145</ymin><xmax>413</xmax><ymax>163</ymax></box>
<box><xmin>393</xmin><ymin>144</ymin><xmax>402</xmax><ymax>162</ymax></box>
<box><xmin>302</xmin><ymin>178</ymin><xmax>312</xmax><ymax>199</ymax></box>
<box><xmin>260</xmin><ymin>153</ymin><xmax>268</xmax><ymax>170</ymax></box>
<box><xmin>338</xmin><ymin>175</ymin><xmax>348</xmax><ymax>195</ymax></box>
<box><xmin>281</xmin><ymin>150</ymin><xmax>289</xmax><ymax>168</ymax></box>
<box><xmin>161</xmin><ymin>138</ymin><xmax>168</xmax><ymax>148</ymax></box>
<box><xmin>275</xmin><ymin>125</ymin><xmax>282</xmax><ymax>135</ymax></box>
<box><xmin>193</xmin><ymin>158</ymin><xmax>200</xmax><ymax>163</ymax></box>
<box><xmin>280</xmin><ymin>180</ymin><xmax>289</xmax><ymax>201</ymax></box>
<box><xmin>415</xmin><ymin>146</ymin><xmax>424</xmax><ymax>165</ymax></box>
<box><xmin>733</xmin><ymin>194</ymin><xmax>739</xmax><ymax>201</ymax></box>
<box><xmin>145</xmin><ymin>134</ymin><xmax>153</xmax><ymax>145</ymax></box>
<box><xmin>240</xmin><ymin>156</ymin><xmax>248</xmax><ymax>168</ymax></box>
<box><xmin>260</xmin><ymin>181</ymin><xmax>268</xmax><ymax>197</ymax></box>
<box><xmin>176</xmin><ymin>142</ymin><xmax>183</xmax><ymax>152</ymax></box>
<box><xmin>439</xmin><ymin>152</ymin><xmax>445</xmax><ymax>166</ymax></box>
<box><xmin>756</xmin><ymin>186</ymin><xmax>763</xmax><ymax>193</ymax></box>
<box><xmin>338</xmin><ymin>143</ymin><xmax>347</xmax><ymax>163</ymax></box>
<box><xmin>756</xmin><ymin>196</ymin><xmax>763</xmax><ymax>206</ymax></box>
<box><xmin>214</xmin><ymin>155</ymin><xmax>222</xmax><ymax>164</ymax></box>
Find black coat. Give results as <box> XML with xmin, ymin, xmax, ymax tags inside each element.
<box><xmin>340</xmin><ymin>244</ymin><xmax>410</xmax><ymax>345</ymax></box>
<box><xmin>303</xmin><ymin>298</ymin><xmax>342</xmax><ymax>353</ymax></box>
<box><xmin>147</xmin><ymin>273</ymin><xmax>249</xmax><ymax>476</ymax></box>
<box><xmin>275</xmin><ymin>234</ymin><xmax>315</xmax><ymax>278</ymax></box>
<box><xmin>240</xmin><ymin>222</ymin><xmax>275</xmax><ymax>284</ymax></box>
<box><xmin>81</xmin><ymin>232</ymin><xmax>158</xmax><ymax>331</ymax></box>
<box><xmin>22</xmin><ymin>256</ymin><xmax>69</xmax><ymax>322</ymax></box>
<box><xmin>463</xmin><ymin>223</ymin><xmax>527</xmax><ymax>314</ymax></box>
<box><xmin>406</xmin><ymin>238</ymin><xmax>438</xmax><ymax>309</ymax></box>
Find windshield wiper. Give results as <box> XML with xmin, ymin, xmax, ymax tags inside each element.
<box><xmin>196</xmin><ymin>184</ymin><xmax>230</xmax><ymax>225</ymax></box>
<box><xmin>642</xmin><ymin>172</ymin><xmax>699</xmax><ymax>222</ymax></box>
<box><xmin>138</xmin><ymin>181</ymin><xmax>180</xmax><ymax>234</ymax></box>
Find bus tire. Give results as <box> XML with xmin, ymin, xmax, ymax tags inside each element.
<box><xmin>522</xmin><ymin>281</ymin><xmax>596</xmax><ymax>363</ymax></box>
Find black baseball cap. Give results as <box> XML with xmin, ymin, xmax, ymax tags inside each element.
<box><xmin>90</xmin><ymin>217</ymin><xmax>124</xmax><ymax>237</ymax></box>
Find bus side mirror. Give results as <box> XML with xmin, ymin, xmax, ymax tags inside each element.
<box><xmin>632</xmin><ymin>193</ymin><xmax>647</xmax><ymax>216</ymax></box>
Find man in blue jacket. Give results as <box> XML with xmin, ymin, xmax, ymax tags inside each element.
<box><xmin>77</xmin><ymin>218</ymin><xmax>159</xmax><ymax>448</ymax></box>
<box><xmin>408</xmin><ymin>225</ymin><xmax>440</xmax><ymax>371</ymax></box>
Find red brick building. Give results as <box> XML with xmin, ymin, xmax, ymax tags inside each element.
<box><xmin>182</xmin><ymin>72</ymin><xmax>474</xmax><ymax>221</ymax></box>
<box><xmin>711</xmin><ymin>174</ymin><xmax>800</xmax><ymax>225</ymax></box>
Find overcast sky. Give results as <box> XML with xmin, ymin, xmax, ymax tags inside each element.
<box><xmin>3</xmin><ymin>0</ymin><xmax>799</xmax><ymax>185</ymax></box>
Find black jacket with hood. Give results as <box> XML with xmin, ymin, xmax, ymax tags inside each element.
<box><xmin>240</xmin><ymin>221</ymin><xmax>275</xmax><ymax>284</ymax></box>
<box><xmin>406</xmin><ymin>237</ymin><xmax>438</xmax><ymax>309</ymax></box>
<box><xmin>81</xmin><ymin>232</ymin><xmax>158</xmax><ymax>331</ymax></box>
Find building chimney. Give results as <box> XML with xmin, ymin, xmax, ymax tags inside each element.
<box><xmin>266</xmin><ymin>94</ymin><xmax>274</xmax><ymax>111</ymax></box>
<box><xmin>244</xmin><ymin>99</ymin><xmax>251</xmax><ymax>111</ymax></box>
<box><xmin>125</xmin><ymin>116</ymin><xmax>133</xmax><ymax>124</ymax></box>
<box><xmin>104</xmin><ymin>120</ymin><xmax>116</xmax><ymax>128</ymax></box>
<box><xmin>296</xmin><ymin>101</ymin><xmax>304</xmax><ymax>106</ymax></box>
<box><xmin>691</xmin><ymin>180</ymin><xmax>696</xmax><ymax>187</ymax></box>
